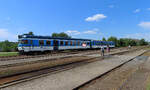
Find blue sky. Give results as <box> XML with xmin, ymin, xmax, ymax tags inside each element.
<box><xmin>0</xmin><ymin>0</ymin><xmax>150</xmax><ymax>41</ymax></box>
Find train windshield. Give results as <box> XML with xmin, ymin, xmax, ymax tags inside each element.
<box><xmin>19</xmin><ymin>40</ymin><xmax>28</xmax><ymax>44</ymax></box>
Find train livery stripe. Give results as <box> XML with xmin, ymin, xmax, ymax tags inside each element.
<box><xmin>18</xmin><ymin>46</ymin><xmax>54</xmax><ymax>52</ymax></box>
<box><xmin>59</xmin><ymin>46</ymin><xmax>90</xmax><ymax>50</ymax></box>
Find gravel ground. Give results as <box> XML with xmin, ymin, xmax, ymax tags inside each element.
<box><xmin>79</xmin><ymin>51</ymin><xmax>150</xmax><ymax>90</ymax></box>
<box><xmin>120</xmin><ymin>56</ymin><xmax>150</xmax><ymax>90</ymax></box>
<box><xmin>1</xmin><ymin>50</ymin><xmax>145</xmax><ymax>90</ymax></box>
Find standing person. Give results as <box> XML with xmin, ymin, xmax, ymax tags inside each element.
<box><xmin>107</xmin><ymin>45</ymin><xmax>110</xmax><ymax>53</ymax></box>
<box><xmin>128</xmin><ymin>45</ymin><xmax>131</xmax><ymax>49</ymax></box>
<box><xmin>100</xmin><ymin>46</ymin><xmax>104</xmax><ymax>56</ymax></box>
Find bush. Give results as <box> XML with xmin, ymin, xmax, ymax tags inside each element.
<box><xmin>0</xmin><ymin>40</ymin><xmax>18</xmax><ymax>52</ymax></box>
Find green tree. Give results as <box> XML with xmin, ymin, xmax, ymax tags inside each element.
<box><xmin>52</xmin><ymin>32</ymin><xmax>71</xmax><ymax>38</ymax></box>
<box><xmin>28</xmin><ymin>31</ymin><xmax>34</xmax><ymax>35</ymax></box>
<box><xmin>118</xmin><ymin>38</ymin><xmax>126</xmax><ymax>47</ymax></box>
<box><xmin>139</xmin><ymin>38</ymin><xmax>148</xmax><ymax>46</ymax></box>
<box><xmin>52</xmin><ymin>33</ymin><xmax>58</xmax><ymax>37</ymax></box>
<box><xmin>107</xmin><ymin>36</ymin><xmax>118</xmax><ymax>46</ymax></box>
<box><xmin>102</xmin><ymin>37</ymin><xmax>106</xmax><ymax>41</ymax></box>
<box><xmin>0</xmin><ymin>40</ymin><xmax>18</xmax><ymax>52</ymax></box>
<box><xmin>130</xmin><ymin>39</ymin><xmax>137</xmax><ymax>46</ymax></box>
<box><xmin>2</xmin><ymin>40</ymin><xmax>11</xmax><ymax>52</ymax></box>
<box><xmin>23</xmin><ymin>31</ymin><xmax>34</xmax><ymax>35</ymax></box>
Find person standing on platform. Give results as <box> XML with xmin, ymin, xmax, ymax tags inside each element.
<box><xmin>100</xmin><ymin>46</ymin><xmax>104</xmax><ymax>56</ymax></box>
<box><xmin>107</xmin><ymin>45</ymin><xmax>110</xmax><ymax>53</ymax></box>
<box><xmin>128</xmin><ymin>45</ymin><xmax>131</xmax><ymax>49</ymax></box>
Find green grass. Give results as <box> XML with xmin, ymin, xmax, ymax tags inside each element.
<box><xmin>0</xmin><ymin>52</ymin><xmax>19</xmax><ymax>57</ymax></box>
<box><xmin>147</xmin><ymin>83</ymin><xmax>150</xmax><ymax>90</ymax></box>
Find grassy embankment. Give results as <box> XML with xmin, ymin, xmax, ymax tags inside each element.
<box><xmin>0</xmin><ymin>52</ymin><xmax>18</xmax><ymax>57</ymax></box>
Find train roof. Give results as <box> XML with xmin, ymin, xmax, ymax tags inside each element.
<box><xmin>18</xmin><ymin>35</ymin><xmax>91</xmax><ymax>41</ymax></box>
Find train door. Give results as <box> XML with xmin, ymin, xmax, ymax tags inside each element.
<box><xmin>53</xmin><ymin>40</ymin><xmax>59</xmax><ymax>50</ymax></box>
<box><xmin>30</xmin><ymin>40</ymin><xmax>33</xmax><ymax>51</ymax></box>
<box><xmin>90</xmin><ymin>41</ymin><xmax>92</xmax><ymax>49</ymax></box>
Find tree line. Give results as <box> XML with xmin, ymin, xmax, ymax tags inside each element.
<box><xmin>0</xmin><ymin>32</ymin><xmax>149</xmax><ymax>52</ymax></box>
<box><xmin>0</xmin><ymin>40</ymin><xmax>18</xmax><ymax>52</ymax></box>
<box><xmin>103</xmin><ymin>36</ymin><xmax>149</xmax><ymax>47</ymax></box>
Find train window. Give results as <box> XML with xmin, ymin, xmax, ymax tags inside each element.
<box><xmin>30</xmin><ymin>40</ymin><xmax>33</xmax><ymax>45</ymax></box>
<box><xmin>74</xmin><ymin>41</ymin><xmax>76</xmax><ymax>46</ymax></box>
<box><xmin>100</xmin><ymin>42</ymin><xmax>102</xmax><ymax>45</ymax></box>
<box><xmin>39</xmin><ymin>40</ymin><xmax>44</xmax><ymax>45</ymax></box>
<box><xmin>46</xmin><ymin>41</ymin><xmax>51</xmax><ymax>45</ymax></box>
<box><xmin>96</xmin><ymin>42</ymin><xmax>98</xmax><ymax>45</ymax></box>
<box><xmin>77</xmin><ymin>41</ymin><xmax>80</xmax><ymax>46</ymax></box>
<box><xmin>21</xmin><ymin>40</ymin><xmax>28</xmax><ymax>44</ymax></box>
<box><xmin>70</xmin><ymin>41</ymin><xmax>73</xmax><ymax>46</ymax></box>
<box><xmin>65</xmin><ymin>41</ymin><xmax>68</xmax><ymax>46</ymax></box>
<box><xmin>93</xmin><ymin>42</ymin><xmax>95</xmax><ymax>45</ymax></box>
<box><xmin>60</xmin><ymin>41</ymin><xmax>64</xmax><ymax>46</ymax></box>
<box><xmin>87</xmin><ymin>42</ymin><xmax>90</xmax><ymax>45</ymax></box>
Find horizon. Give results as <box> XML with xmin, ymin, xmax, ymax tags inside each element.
<box><xmin>0</xmin><ymin>0</ymin><xmax>150</xmax><ymax>41</ymax></box>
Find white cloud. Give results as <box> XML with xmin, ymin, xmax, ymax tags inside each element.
<box><xmin>134</xmin><ymin>9</ymin><xmax>141</xmax><ymax>13</ymax></box>
<box><xmin>66</xmin><ymin>30</ymin><xmax>81</xmax><ymax>35</ymax></box>
<box><xmin>0</xmin><ymin>28</ymin><xmax>17</xmax><ymax>41</ymax></box>
<box><xmin>125</xmin><ymin>33</ymin><xmax>150</xmax><ymax>41</ymax></box>
<box><xmin>83</xmin><ymin>28</ymin><xmax>99</xmax><ymax>34</ymax></box>
<box><xmin>85</xmin><ymin>14</ymin><xmax>107</xmax><ymax>22</ymax></box>
<box><xmin>83</xmin><ymin>30</ymin><xmax>97</xmax><ymax>34</ymax></box>
<box><xmin>138</xmin><ymin>21</ymin><xmax>150</xmax><ymax>29</ymax></box>
<box><xmin>65</xmin><ymin>28</ymin><xmax>101</xmax><ymax>36</ymax></box>
<box><xmin>108</xmin><ymin>5</ymin><xmax>114</xmax><ymax>8</ymax></box>
<box><xmin>147</xmin><ymin>8</ymin><xmax>150</xmax><ymax>11</ymax></box>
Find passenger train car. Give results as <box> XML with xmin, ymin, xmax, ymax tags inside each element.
<box><xmin>18</xmin><ymin>35</ymin><xmax>115</xmax><ymax>54</ymax></box>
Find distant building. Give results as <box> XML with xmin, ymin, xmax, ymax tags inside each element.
<box><xmin>0</xmin><ymin>48</ymin><xmax>2</xmax><ymax>52</ymax></box>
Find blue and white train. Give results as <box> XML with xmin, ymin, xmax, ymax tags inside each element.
<box><xmin>18</xmin><ymin>35</ymin><xmax>115</xmax><ymax>54</ymax></box>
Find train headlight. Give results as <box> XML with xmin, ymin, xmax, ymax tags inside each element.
<box><xmin>18</xmin><ymin>47</ymin><xmax>23</xmax><ymax>50</ymax></box>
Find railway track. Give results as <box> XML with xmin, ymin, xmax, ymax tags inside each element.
<box><xmin>0</xmin><ymin>47</ymin><xmax>140</xmax><ymax>61</ymax></box>
<box><xmin>0</xmin><ymin>47</ymin><xmax>145</xmax><ymax>89</ymax></box>
<box><xmin>0</xmin><ymin>50</ymin><xmax>100</xmax><ymax>61</ymax></box>
<box><xmin>0</xmin><ymin>58</ymin><xmax>97</xmax><ymax>89</ymax></box>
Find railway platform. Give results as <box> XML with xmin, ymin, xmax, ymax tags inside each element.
<box><xmin>1</xmin><ymin>49</ymin><xmax>146</xmax><ymax>90</ymax></box>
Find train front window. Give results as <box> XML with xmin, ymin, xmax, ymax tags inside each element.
<box><xmin>21</xmin><ymin>40</ymin><xmax>28</xmax><ymax>44</ymax></box>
